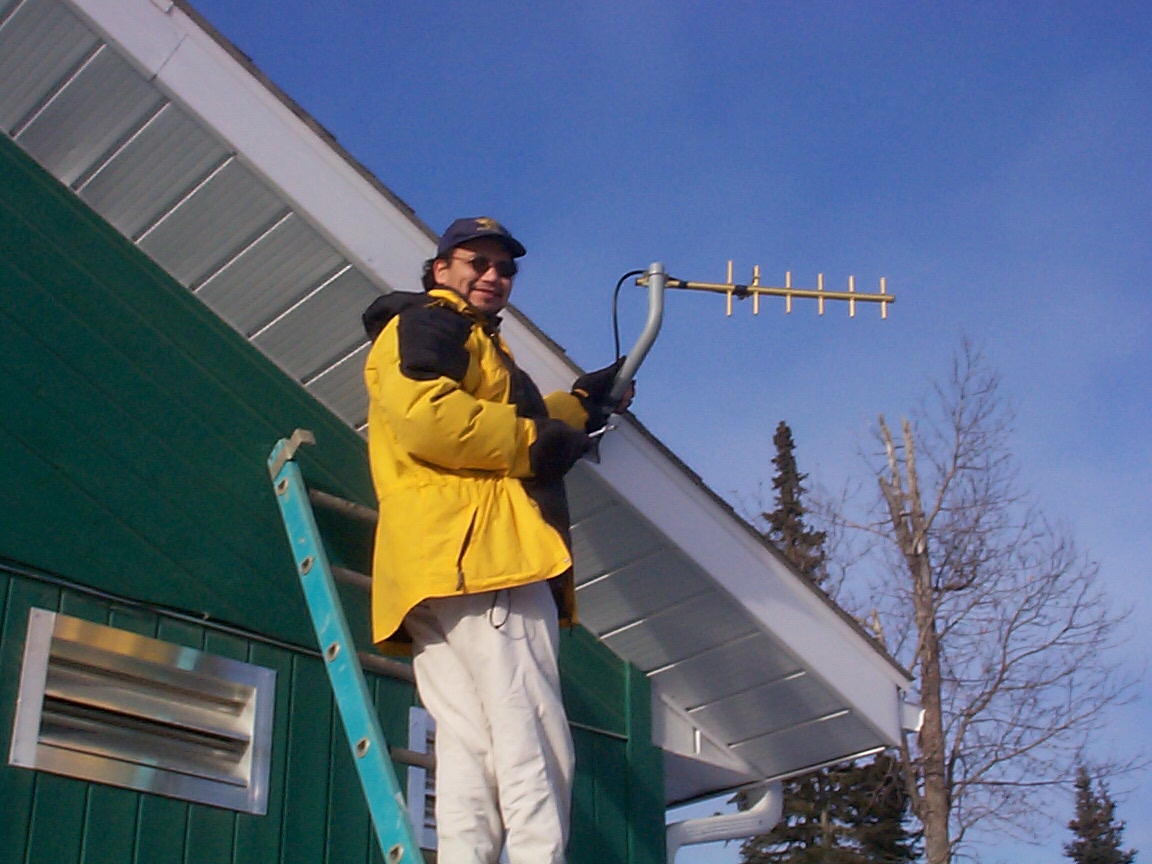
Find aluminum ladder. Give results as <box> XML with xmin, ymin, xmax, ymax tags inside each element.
<box><xmin>267</xmin><ymin>430</ymin><xmax>427</xmax><ymax>864</ymax></box>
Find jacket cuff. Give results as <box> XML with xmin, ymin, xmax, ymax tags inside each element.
<box><xmin>543</xmin><ymin>391</ymin><xmax>589</xmax><ymax>431</ymax></box>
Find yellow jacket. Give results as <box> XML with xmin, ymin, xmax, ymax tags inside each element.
<box><xmin>364</xmin><ymin>289</ymin><xmax>587</xmax><ymax>652</ymax></box>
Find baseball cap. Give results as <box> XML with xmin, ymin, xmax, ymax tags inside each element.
<box><xmin>437</xmin><ymin>217</ymin><xmax>527</xmax><ymax>259</ymax></box>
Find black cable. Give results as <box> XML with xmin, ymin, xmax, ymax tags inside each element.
<box><xmin>612</xmin><ymin>269</ymin><xmax>646</xmax><ymax>361</ymax></box>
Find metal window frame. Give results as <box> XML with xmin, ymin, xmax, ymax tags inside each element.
<box><xmin>9</xmin><ymin>608</ymin><xmax>276</xmax><ymax>814</ymax></box>
<box><xmin>405</xmin><ymin>705</ymin><xmax>436</xmax><ymax>851</ymax></box>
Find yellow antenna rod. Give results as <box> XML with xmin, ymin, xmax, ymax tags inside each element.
<box><xmin>642</xmin><ymin>270</ymin><xmax>896</xmax><ymax>317</ymax></box>
<box><xmin>752</xmin><ymin>265</ymin><xmax>761</xmax><ymax>315</ymax></box>
<box><xmin>725</xmin><ymin>260</ymin><xmax>734</xmax><ymax>317</ymax></box>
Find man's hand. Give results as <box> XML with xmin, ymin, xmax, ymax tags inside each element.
<box><xmin>572</xmin><ymin>358</ymin><xmax>635</xmax><ymax>432</ymax></box>
<box><xmin>530</xmin><ymin>419</ymin><xmax>592</xmax><ymax>483</ymax></box>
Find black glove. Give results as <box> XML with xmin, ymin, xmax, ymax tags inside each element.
<box><xmin>530</xmin><ymin>418</ymin><xmax>591</xmax><ymax>483</ymax></box>
<box><xmin>572</xmin><ymin>357</ymin><xmax>625</xmax><ymax>432</ymax></box>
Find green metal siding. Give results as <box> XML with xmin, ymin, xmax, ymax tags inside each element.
<box><xmin>0</xmin><ymin>132</ymin><xmax>372</xmax><ymax>650</ymax></box>
<box><xmin>0</xmin><ymin>567</ymin><xmax>416</xmax><ymax>864</ymax></box>
<box><xmin>0</xmin><ymin>133</ymin><xmax>664</xmax><ymax>862</ymax></box>
<box><xmin>562</xmin><ymin>627</ymin><xmax>666</xmax><ymax>864</ymax></box>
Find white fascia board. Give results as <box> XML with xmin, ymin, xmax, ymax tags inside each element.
<box><xmin>67</xmin><ymin>0</ymin><xmax>185</xmax><ymax>74</ymax></box>
<box><xmin>69</xmin><ymin>0</ymin><xmax>434</xmax><ymax>293</ymax></box>
<box><xmin>590</xmin><ymin>420</ymin><xmax>914</xmax><ymax>748</ymax></box>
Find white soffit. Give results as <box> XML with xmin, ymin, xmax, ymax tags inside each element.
<box><xmin>0</xmin><ymin>0</ymin><xmax>435</xmax><ymax>428</ymax></box>
<box><xmin>69</xmin><ymin>0</ymin><xmax>435</xmax><ymax>289</ymax></box>
<box><xmin>1</xmin><ymin>0</ymin><xmax>914</xmax><ymax>805</ymax></box>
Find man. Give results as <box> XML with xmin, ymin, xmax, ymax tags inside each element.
<box><xmin>361</xmin><ymin>217</ymin><xmax>630</xmax><ymax>864</ymax></box>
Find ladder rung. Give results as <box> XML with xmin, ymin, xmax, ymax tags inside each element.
<box><xmin>359</xmin><ymin>651</ymin><xmax>416</xmax><ymax>684</ymax></box>
<box><xmin>390</xmin><ymin>746</ymin><xmax>435</xmax><ymax>771</ymax></box>
<box><xmin>333</xmin><ymin>565</ymin><xmax>372</xmax><ymax>592</ymax></box>
<box><xmin>309</xmin><ymin>489</ymin><xmax>379</xmax><ymax>524</ymax></box>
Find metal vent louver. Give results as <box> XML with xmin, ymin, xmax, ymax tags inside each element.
<box><xmin>9</xmin><ymin>608</ymin><xmax>275</xmax><ymax>814</ymax></box>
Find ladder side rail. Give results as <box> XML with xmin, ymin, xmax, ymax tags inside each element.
<box><xmin>268</xmin><ymin>437</ymin><xmax>422</xmax><ymax>864</ymax></box>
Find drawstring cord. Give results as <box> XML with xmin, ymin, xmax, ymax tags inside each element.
<box><xmin>488</xmin><ymin>588</ymin><xmax>511</xmax><ymax>629</ymax></box>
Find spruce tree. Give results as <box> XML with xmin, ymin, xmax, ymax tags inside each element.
<box><xmin>841</xmin><ymin>755</ymin><xmax>921</xmax><ymax>863</ymax></box>
<box><xmin>1064</xmin><ymin>765</ymin><xmax>1136</xmax><ymax>864</ymax></box>
<box><xmin>740</xmin><ymin>425</ymin><xmax>918</xmax><ymax>864</ymax></box>
<box><xmin>738</xmin><ymin>755</ymin><xmax>918</xmax><ymax>864</ymax></box>
<box><xmin>763</xmin><ymin>421</ymin><xmax>827</xmax><ymax>587</ymax></box>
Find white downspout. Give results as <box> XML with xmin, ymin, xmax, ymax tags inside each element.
<box><xmin>665</xmin><ymin>781</ymin><xmax>783</xmax><ymax>864</ymax></box>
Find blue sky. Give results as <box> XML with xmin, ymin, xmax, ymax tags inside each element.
<box><xmin>190</xmin><ymin>2</ymin><xmax>1151</xmax><ymax>860</ymax></box>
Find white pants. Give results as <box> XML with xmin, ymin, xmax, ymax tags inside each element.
<box><xmin>405</xmin><ymin>580</ymin><xmax>575</xmax><ymax>864</ymax></box>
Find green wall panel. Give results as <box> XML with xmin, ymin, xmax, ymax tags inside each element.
<box><xmin>560</xmin><ymin>625</ymin><xmax>627</xmax><ymax>736</ymax></box>
<box><xmin>0</xmin><ymin>134</ymin><xmax>372</xmax><ymax>649</ymax></box>
<box><xmin>324</xmin><ymin>697</ymin><xmax>375</xmax><ymax>864</ymax></box>
<box><xmin>80</xmin><ymin>785</ymin><xmax>139</xmax><ymax>864</ymax></box>
<box><xmin>25</xmin><ymin>774</ymin><xmax>89</xmax><ymax>863</ymax></box>
<box><xmin>561</xmin><ymin>626</ymin><xmax>666</xmax><ymax>864</ymax></box>
<box><xmin>133</xmin><ymin>795</ymin><xmax>188</xmax><ymax>864</ymax></box>
<box><xmin>0</xmin><ymin>576</ymin><xmax>665</xmax><ymax>864</ymax></box>
<box><xmin>626</xmin><ymin>664</ymin><xmax>667</xmax><ymax>864</ymax></box>
<box><xmin>0</xmin><ymin>576</ymin><xmax>58</xmax><ymax>864</ymax></box>
<box><xmin>281</xmin><ymin>657</ymin><xmax>335</xmax><ymax>864</ymax></box>
<box><xmin>234</xmin><ymin>642</ymin><xmax>294</xmax><ymax>864</ymax></box>
<box><xmin>0</xmin><ymin>571</ymin><xmax>417</xmax><ymax>864</ymax></box>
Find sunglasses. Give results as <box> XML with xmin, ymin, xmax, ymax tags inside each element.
<box><xmin>453</xmin><ymin>253</ymin><xmax>518</xmax><ymax>279</ymax></box>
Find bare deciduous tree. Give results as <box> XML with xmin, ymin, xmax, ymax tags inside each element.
<box><xmin>827</xmin><ymin>343</ymin><xmax>1138</xmax><ymax>864</ymax></box>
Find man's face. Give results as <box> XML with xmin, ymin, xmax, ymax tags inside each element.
<box><xmin>433</xmin><ymin>237</ymin><xmax>516</xmax><ymax>314</ymax></box>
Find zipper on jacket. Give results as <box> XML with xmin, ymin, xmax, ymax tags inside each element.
<box><xmin>456</xmin><ymin>510</ymin><xmax>477</xmax><ymax>591</ymax></box>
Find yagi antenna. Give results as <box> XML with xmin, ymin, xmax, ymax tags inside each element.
<box><xmin>642</xmin><ymin>260</ymin><xmax>894</xmax><ymax>320</ymax></box>
<box><xmin>606</xmin><ymin>262</ymin><xmax>896</xmax><ymax>406</ymax></box>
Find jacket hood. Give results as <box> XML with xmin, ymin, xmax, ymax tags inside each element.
<box><xmin>362</xmin><ymin>289</ymin><xmax>501</xmax><ymax>342</ymax></box>
<box><xmin>362</xmin><ymin>291</ymin><xmax>429</xmax><ymax>341</ymax></box>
